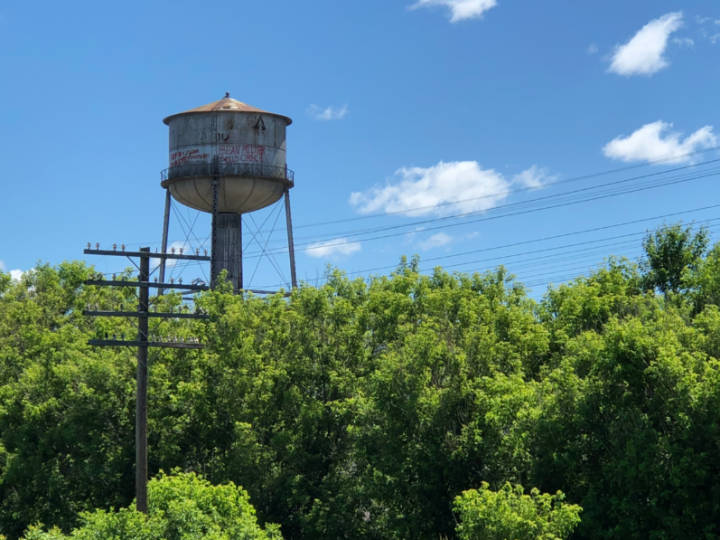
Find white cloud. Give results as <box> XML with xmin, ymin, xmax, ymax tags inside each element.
<box><xmin>152</xmin><ymin>241</ymin><xmax>191</xmax><ymax>270</ymax></box>
<box><xmin>307</xmin><ymin>104</ymin><xmax>349</xmax><ymax>121</ymax></box>
<box><xmin>167</xmin><ymin>240</ymin><xmax>190</xmax><ymax>251</ymax></box>
<box><xmin>603</xmin><ymin>121</ymin><xmax>717</xmax><ymax>164</ymax></box>
<box><xmin>0</xmin><ymin>261</ymin><xmax>24</xmax><ymax>281</ymax></box>
<box><xmin>587</xmin><ymin>43</ymin><xmax>599</xmax><ymax>55</ymax></box>
<box><xmin>609</xmin><ymin>12</ymin><xmax>683</xmax><ymax>76</ymax></box>
<box><xmin>513</xmin><ymin>165</ymin><xmax>553</xmax><ymax>189</ymax></box>
<box><xmin>420</xmin><ymin>233</ymin><xmax>453</xmax><ymax>250</ymax></box>
<box><xmin>410</xmin><ymin>0</ymin><xmax>497</xmax><ymax>22</ymax></box>
<box><xmin>305</xmin><ymin>238</ymin><xmax>361</xmax><ymax>258</ymax></box>
<box><xmin>350</xmin><ymin>161</ymin><xmax>510</xmax><ymax>217</ymax></box>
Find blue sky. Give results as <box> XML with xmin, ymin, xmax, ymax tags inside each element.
<box><xmin>1</xmin><ymin>0</ymin><xmax>719</xmax><ymax>294</ymax></box>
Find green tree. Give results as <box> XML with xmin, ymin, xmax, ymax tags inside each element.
<box><xmin>641</xmin><ymin>224</ymin><xmax>708</xmax><ymax>295</ymax></box>
<box><xmin>535</xmin><ymin>266</ymin><xmax>720</xmax><ymax>538</ymax></box>
<box><xmin>5</xmin><ymin>253</ymin><xmax>720</xmax><ymax>539</ymax></box>
<box><xmin>688</xmin><ymin>242</ymin><xmax>720</xmax><ymax>312</ymax></box>
<box><xmin>454</xmin><ymin>482</ymin><xmax>581</xmax><ymax>540</ymax></box>
<box><xmin>0</xmin><ymin>263</ymin><xmax>138</xmax><ymax>538</ymax></box>
<box><xmin>315</xmin><ymin>266</ymin><xmax>549</xmax><ymax>538</ymax></box>
<box><xmin>21</xmin><ymin>472</ymin><xmax>280</xmax><ymax>539</ymax></box>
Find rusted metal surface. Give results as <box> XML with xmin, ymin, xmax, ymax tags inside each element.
<box><xmin>163</xmin><ymin>94</ymin><xmax>292</xmax><ymax>126</ymax></box>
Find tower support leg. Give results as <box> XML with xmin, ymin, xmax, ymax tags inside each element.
<box><xmin>158</xmin><ymin>188</ymin><xmax>171</xmax><ymax>294</ymax></box>
<box><xmin>284</xmin><ymin>188</ymin><xmax>298</xmax><ymax>289</ymax></box>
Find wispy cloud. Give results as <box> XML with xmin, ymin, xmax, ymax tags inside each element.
<box><xmin>420</xmin><ymin>233</ymin><xmax>453</xmax><ymax>250</ymax></box>
<box><xmin>513</xmin><ymin>165</ymin><xmax>553</xmax><ymax>190</ymax></box>
<box><xmin>350</xmin><ymin>161</ymin><xmax>511</xmax><ymax>217</ymax></box>
<box><xmin>609</xmin><ymin>12</ymin><xmax>683</xmax><ymax>76</ymax></box>
<box><xmin>672</xmin><ymin>37</ymin><xmax>694</xmax><ymax>47</ymax></box>
<box><xmin>409</xmin><ymin>0</ymin><xmax>497</xmax><ymax>23</ymax></box>
<box><xmin>305</xmin><ymin>238</ymin><xmax>361</xmax><ymax>258</ymax></box>
<box><xmin>603</xmin><ymin>121</ymin><xmax>717</xmax><ymax>164</ymax></box>
<box><xmin>696</xmin><ymin>15</ymin><xmax>720</xmax><ymax>45</ymax></box>
<box><xmin>587</xmin><ymin>43</ymin><xmax>599</xmax><ymax>55</ymax></box>
<box><xmin>307</xmin><ymin>104</ymin><xmax>349</xmax><ymax>121</ymax></box>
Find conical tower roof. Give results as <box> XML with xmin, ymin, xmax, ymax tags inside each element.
<box><xmin>163</xmin><ymin>93</ymin><xmax>292</xmax><ymax>125</ymax></box>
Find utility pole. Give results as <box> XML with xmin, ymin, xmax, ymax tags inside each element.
<box><xmin>83</xmin><ymin>245</ymin><xmax>210</xmax><ymax>512</ymax></box>
<box><xmin>136</xmin><ymin>248</ymin><xmax>149</xmax><ymax>512</ymax></box>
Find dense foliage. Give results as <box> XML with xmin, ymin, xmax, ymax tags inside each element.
<box><xmin>1</xmin><ymin>226</ymin><xmax>719</xmax><ymax>538</ymax></box>
<box><xmin>454</xmin><ymin>482</ymin><xmax>581</xmax><ymax>540</ymax></box>
<box><xmin>21</xmin><ymin>472</ymin><xmax>280</xmax><ymax>540</ymax></box>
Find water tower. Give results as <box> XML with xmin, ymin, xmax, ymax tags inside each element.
<box><xmin>159</xmin><ymin>93</ymin><xmax>297</xmax><ymax>292</ymax></box>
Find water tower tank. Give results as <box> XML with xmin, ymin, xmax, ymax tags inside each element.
<box><xmin>161</xmin><ymin>93</ymin><xmax>293</xmax><ymax>213</ymax></box>
<box><xmin>159</xmin><ymin>94</ymin><xmax>297</xmax><ymax>293</ymax></box>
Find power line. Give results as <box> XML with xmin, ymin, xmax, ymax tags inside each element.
<box><xmin>101</xmin><ymin>202</ymin><xmax>720</xmax><ymax>289</ymax></box>
<box><xmin>112</xmin><ymin>152</ymin><xmax>720</xmax><ymax>248</ymax></box>
<box><xmin>241</xmin><ymin>165</ymin><xmax>720</xmax><ymax>258</ymax></box>
<box><xmin>454</xmin><ymin>225</ymin><xmax>720</xmax><ymax>291</ymax></box>
<box><xmin>248</xmin><ymin>168</ymin><xmax>720</xmax><ymax>261</ymax></box>
<box><xmin>88</xmin><ymin>154</ymin><xmax>720</xmax><ymax>292</ymax></box>
<box><xmin>397</xmin><ymin>221</ymin><xmax>720</xmax><ymax>280</ymax></box>
<box><xmin>254</xmin><ymin>217</ymin><xmax>719</xmax><ymax>290</ymax></box>
<box><xmin>286</xmin><ymin>147</ymin><xmax>720</xmax><ymax>230</ymax></box>
<box><xmin>287</xmin><ymin>162</ymin><xmax>720</xmax><ymax>246</ymax></box>
<box><xmin>364</xmin><ymin>207</ymin><xmax>720</xmax><ymax>272</ymax></box>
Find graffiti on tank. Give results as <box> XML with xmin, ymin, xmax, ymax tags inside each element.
<box><xmin>219</xmin><ymin>144</ymin><xmax>265</xmax><ymax>163</ymax></box>
<box><xmin>170</xmin><ymin>149</ymin><xmax>208</xmax><ymax>167</ymax></box>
